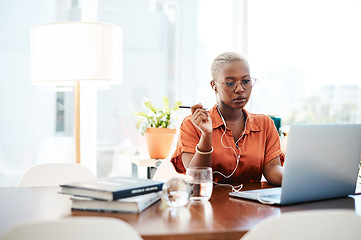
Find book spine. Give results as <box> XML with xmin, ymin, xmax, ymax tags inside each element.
<box><xmin>137</xmin><ymin>193</ymin><xmax>161</xmax><ymax>212</ymax></box>
<box><xmin>112</xmin><ymin>183</ymin><xmax>163</xmax><ymax>200</ymax></box>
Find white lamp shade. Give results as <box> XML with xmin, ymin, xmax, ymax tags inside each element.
<box><xmin>30</xmin><ymin>22</ymin><xmax>122</xmax><ymax>86</ymax></box>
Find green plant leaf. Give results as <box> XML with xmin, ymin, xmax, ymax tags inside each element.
<box><xmin>136</xmin><ymin>118</ymin><xmax>145</xmax><ymax>129</ymax></box>
<box><xmin>172</xmin><ymin>101</ymin><xmax>182</xmax><ymax>111</ymax></box>
<box><xmin>163</xmin><ymin>96</ymin><xmax>170</xmax><ymax>112</ymax></box>
<box><xmin>133</xmin><ymin>96</ymin><xmax>182</xmax><ymax>134</ymax></box>
<box><xmin>144</xmin><ymin>99</ymin><xmax>157</xmax><ymax>113</ymax></box>
<box><xmin>133</xmin><ymin>111</ymin><xmax>149</xmax><ymax>118</ymax></box>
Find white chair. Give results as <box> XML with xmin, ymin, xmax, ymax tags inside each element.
<box><xmin>0</xmin><ymin>217</ymin><xmax>143</xmax><ymax>240</ymax></box>
<box><xmin>241</xmin><ymin>209</ymin><xmax>361</xmax><ymax>240</ymax></box>
<box><xmin>17</xmin><ymin>163</ymin><xmax>96</xmax><ymax>186</ymax></box>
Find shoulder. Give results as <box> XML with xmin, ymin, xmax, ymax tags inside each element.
<box><xmin>249</xmin><ymin>113</ymin><xmax>274</xmax><ymax>126</ymax></box>
<box><xmin>246</xmin><ymin>113</ymin><xmax>276</xmax><ymax>134</ymax></box>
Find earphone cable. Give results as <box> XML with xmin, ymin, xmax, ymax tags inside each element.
<box><xmin>212</xmin><ymin>105</ymin><xmax>248</xmax><ymax>179</ymax></box>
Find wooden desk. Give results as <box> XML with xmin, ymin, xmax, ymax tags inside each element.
<box><xmin>1</xmin><ymin>184</ymin><xmax>360</xmax><ymax>240</ymax></box>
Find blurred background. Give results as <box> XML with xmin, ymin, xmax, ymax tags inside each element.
<box><xmin>1</xmin><ymin>0</ymin><xmax>360</xmax><ymax>185</ymax></box>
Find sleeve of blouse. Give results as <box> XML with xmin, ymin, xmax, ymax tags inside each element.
<box><xmin>170</xmin><ymin>116</ymin><xmax>202</xmax><ymax>173</ymax></box>
<box><xmin>264</xmin><ymin>116</ymin><xmax>284</xmax><ymax>165</ymax></box>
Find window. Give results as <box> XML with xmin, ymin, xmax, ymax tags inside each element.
<box><xmin>248</xmin><ymin>0</ymin><xmax>361</xmax><ymax>126</ymax></box>
<box><xmin>96</xmin><ymin>0</ymin><xmax>235</xmax><ymax>178</ymax></box>
<box><xmin>0</xmin><ymin>0</ymin><xmax>236</xmax><ymax>185</ymax></box>
<box><xmin>0</xmin><ymin>0</ymin><xmax>59</xmax><ymax>186</ymax></box>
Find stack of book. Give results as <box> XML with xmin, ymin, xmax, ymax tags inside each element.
<box><xmin>59</xmin><ymin>176</ymin><xmax>164</xmax><ymax>213</ymax></box>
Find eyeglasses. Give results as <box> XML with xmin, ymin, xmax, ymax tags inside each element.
<box><xmin>214</xmin><ymin>77</ymin><xmax>257</xmax><ymax>92</ymax></box>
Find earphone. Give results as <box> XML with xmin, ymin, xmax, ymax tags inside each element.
<box><xmin>213</xmin><ymin>106</ymin><xmax>248</xmax><ymax>178</ymax></box>
<box><xmin>212</xmin><ymin>105</ymin><xmax>249</xmax><ymax>192</ymax></box>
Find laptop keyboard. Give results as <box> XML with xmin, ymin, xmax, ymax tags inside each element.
<box><xmin>261</xmin><ymin>193</ymin><xmax>281</xmax><ymax>199</ymax></box>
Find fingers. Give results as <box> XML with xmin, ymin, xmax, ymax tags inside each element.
<box><xmin>192</xmin><ymin>110</ymin><xmax>209</xmax><ymax>124</ymax></box>
<box><xmin>191</xmin><ymin>104</ymin><xmax>209</xmax><ymax>125</ymax></box>
<box><xmin>191</xmin><ymin>104</ymin><xmax>208</xmax><ymax>120</ymax></box>
<box><xmin>190</xmin><ymin>103</ymin><xmax>204</xmax><ymax>114</ymax></box>
<box><xmin>190</xmin><ymin>103</ymin><xmax>212</xmax><ymax>134</ymax></box>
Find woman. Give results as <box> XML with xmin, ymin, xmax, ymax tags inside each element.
<box><xmin>171</xmin><ymin>52</ymin><xmax>284</xmax><ymax>186</ymax></box>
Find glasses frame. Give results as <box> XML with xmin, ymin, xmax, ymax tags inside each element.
<box><xmin>214</xmin><ymin>77</ymin><xmax>257</xmax><ymax>92</ymax></box>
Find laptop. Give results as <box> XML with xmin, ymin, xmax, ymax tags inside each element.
<box><xmin>230</xmin><ymin>124</ymin><xmax>361</xmax><ymax>205</ymax></box>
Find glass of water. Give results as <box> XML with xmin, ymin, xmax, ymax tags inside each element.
<box><xmin>186</xmin><ymin>167</ymin><xmax>213</xmax><ymax>202</ymax></box>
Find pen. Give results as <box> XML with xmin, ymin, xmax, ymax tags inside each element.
<box><xmin>179</xmin><ymin>105</ymin><xmax>208</xmax><ymax>110</ymax></box>
<box><xmin>179</xmin><ymin>105</ymin><xmax>191</xmax><ymax>109</ymax></box>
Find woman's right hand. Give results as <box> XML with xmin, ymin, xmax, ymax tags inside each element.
<box><xmin>182</xmin><ymin>103</ymin><xmax>213</xmax><ymax>168</ymax></box>
<box><xmin>190</xmin><ymin>103</ymin><xmax>212</xmax><ymax>135</ymax></box>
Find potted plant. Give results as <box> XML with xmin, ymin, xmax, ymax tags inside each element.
<box><xmin>134</xmin><ymin>96</ymin><xmax>182</xmax><ymax>159</ymax></box>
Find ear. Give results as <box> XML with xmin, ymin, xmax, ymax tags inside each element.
<box><xmin>210</xmin><ymin>80</ymin><xmax>217</xmax><ymax>91</ymax></box>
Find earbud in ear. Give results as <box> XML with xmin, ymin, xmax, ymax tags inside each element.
<box><xmin>212</xmin><ymin>85</ymin><xmax>216</xmax><ymax>90</ymax></box>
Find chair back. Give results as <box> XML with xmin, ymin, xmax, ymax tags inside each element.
<box><xmin>17</xmin><ymin>163</ymin><xmax>96</xmax><ymax>186</ymax></box>
<box><xmin>241</xmin><ymin>209</ymin><xmax>361</xmax><ymax>240</ymax></box>
<box><xmin>0</xmin><ymin>217</ymin><xmax>143</xmax><ymax>240</ymax></box>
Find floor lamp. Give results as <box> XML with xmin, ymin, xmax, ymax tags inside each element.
<box><xmin>30</xmin><ymin>22</ymin><xmax>122</xmax><ymax>164</ymax></box>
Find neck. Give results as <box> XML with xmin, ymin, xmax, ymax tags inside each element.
<box><xmin>217</xmin><ymin>102</ymin><xmax>244</xmax><ymax>122</ymax></box>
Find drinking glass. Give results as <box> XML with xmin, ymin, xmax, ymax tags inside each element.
<box><xmin>186</xmin><ymin>167</ymin><xmax>213</xmax><ymax>202</ymax></box>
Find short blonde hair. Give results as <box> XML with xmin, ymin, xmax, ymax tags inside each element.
<box><xmin>211</xmin><ymin>52</ymin><xmax>249</xmax><ymax>80</ymax></box>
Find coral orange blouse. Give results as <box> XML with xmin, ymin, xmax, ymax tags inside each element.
<box><xmin>171</xmin><ymin>105</ymin><xmax>283</xmax><ymax>183</ymax></box>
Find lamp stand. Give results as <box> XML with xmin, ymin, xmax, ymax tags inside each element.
<box><xmin>74</xmin><ymin>81</ymin><xmax>81</xmax><ymax>164</ymax></box>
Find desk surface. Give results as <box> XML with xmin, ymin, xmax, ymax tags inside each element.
<box><xmin>1</xmin><ymin>183</ymin><xmax>360</xmax><ymax>240</ymax></box>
